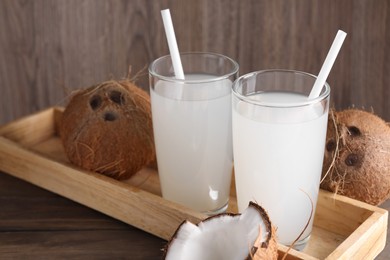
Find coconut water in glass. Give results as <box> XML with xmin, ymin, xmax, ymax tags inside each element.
<box><xmin>149</xmin><ymin>52</ymin><xmax>238</xmax><ymax>214</ymax></box>
<box><xmin>232</xmin><ymin>70</ymin><xmax>330</xmax><ymax>249</ymax></box>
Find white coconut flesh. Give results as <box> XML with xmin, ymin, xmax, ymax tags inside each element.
<box><xmin>165</xmin><ymin>202</ymin><xmax>272</xmax><ymax>260</ymax></box>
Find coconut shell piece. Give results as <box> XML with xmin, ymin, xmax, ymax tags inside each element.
<box><xmin>60</xmin><ymin>79</ymin><xmax>155</xmax><ymax>180</ymax></box>
<box><xmin>164</xmin><ymin>202</ymin><xmax>277</xmax><ymax>260</ymax></box>
<box><xmin>321</xmin><ymin>109</ymin><xmax>390</xmax><ymax>205</ymax></box>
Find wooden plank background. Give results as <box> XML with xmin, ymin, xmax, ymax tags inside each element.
<box><xmin>0</xmin><ymin>0</ymin><xmax>389</xmax><ymax>124</ymax></box>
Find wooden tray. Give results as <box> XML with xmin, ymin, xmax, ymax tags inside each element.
<box><xmin>0</xmin><ymin>107</ymin><xmax>387</xmax><ymax>260</ymax></box>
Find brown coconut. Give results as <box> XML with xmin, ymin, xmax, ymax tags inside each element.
<box><xmin>164</xmin><ymin>202</ymin><xmax>278</xmax><ymax>260</ymax></box>
<box><xmin>60</xmin><ymin>79</ymin><xmax>155</xmax><ymax>180</ymax></box>
<box><xmin>321</xmin><ymin>109</ymin><xmax>390</xmax><ymax>205</ymax></box>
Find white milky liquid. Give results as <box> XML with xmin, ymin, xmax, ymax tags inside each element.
<box><xmin>232</xmin><ymin>91</ymin><xmax>328</xmax><ymax>245</ymax></box>
<box><xmin>151</xmin><ymin>74</ymin><xmax>233</xmax><ymax>213</ymax></box>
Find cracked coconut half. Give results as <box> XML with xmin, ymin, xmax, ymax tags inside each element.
<box><xmin>165</xmin><ymin>202</ymin><xmax>278</xmax><ymax>260</ymax></box>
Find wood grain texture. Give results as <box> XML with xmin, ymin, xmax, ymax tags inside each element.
<box><xmin>0</xmin><ymin>173</ymin><xmax>165</xmax><ymax>259</ymax></box>
<box><xmin>0</xmin><ymin>0</ymin><xmax>389</xmax><ymax>124</ymax></box>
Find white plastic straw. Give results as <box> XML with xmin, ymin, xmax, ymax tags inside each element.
<box><xmin>308</xmin><ymin>30</ymin><xmax>347</xmax><ymax>99</ymax></box>
<box><xmin>161</xmin><ymin>9</ymin><xmax>185</xmax><ymax>80</ymax></box>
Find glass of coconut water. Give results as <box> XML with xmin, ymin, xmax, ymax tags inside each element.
<box><xmin>232</xmin><ymin>69</ymin><xmax>330</xmax><ymax>249</ymax></box>
<box><xmin>149</xmin><ymin>52</ymin><xmax>239</xmax><ymax>214</ymax></box>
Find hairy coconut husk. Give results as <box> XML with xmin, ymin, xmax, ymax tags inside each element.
<box><xmin>164</xmin><ymin>202</ymin><xmax>277</xmax><ymax>260</ymax></box>
<box><xmin>60</xmin><ymin>79</ymin><xmax>155</xmax><ymax>180</ymax></box>
<box><xmin>321</xmin><ymin>109</ymin><xmax>390</xmax><ymax>205</ymax></box>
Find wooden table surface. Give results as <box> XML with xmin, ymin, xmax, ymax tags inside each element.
<box><xmin>0</xmin><ymin>172</ymin><xmax>165</xmax><ymax>259</ymax></box>
<box><xmin>1</xmin><ymin>171</ymin><xmax>389</xmax><ymax>260</ymax></box>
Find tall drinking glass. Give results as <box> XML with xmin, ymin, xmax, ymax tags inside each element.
<box><xmin>232</xmin><ymin>70</ymin><xmax>330</xmax><ymax>249</ymax></box>
<box><xmin>149</xmin><ymin>52</ymin><xmax>239</xmax><ymax>214</ymax></box>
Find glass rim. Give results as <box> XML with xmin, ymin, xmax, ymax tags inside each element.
<box><xmin>232</xmin><ymin>69</ymin><xmax>331</xmax><ymax>108</ymax></box>
<box><xmin>148</xmin><ymin>52</ymin><xmax>239</xmax><ymax>84</ymax></box>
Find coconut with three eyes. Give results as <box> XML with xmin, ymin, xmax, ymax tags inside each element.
<box><xmin>60</xmin><ymin>79</ymin><xmax>155</xmax><ymax>180</ymax></box>
<box><xmin>164</xmin><ymin>202</ymin><xmax>278</xmax><ymax>260</ymax></box>
<box><xmin>321</xmin><ymin>109</ymin><xmax>390</xmax><ymax>205</ymax></box>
